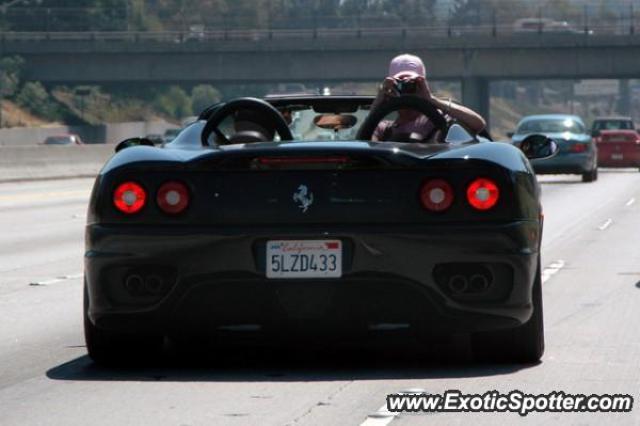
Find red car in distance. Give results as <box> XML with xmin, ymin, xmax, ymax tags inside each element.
<box><xmin>591</xmin><ymin>117</ymin><xmax>640</xmax><ymax>170</ymax></box>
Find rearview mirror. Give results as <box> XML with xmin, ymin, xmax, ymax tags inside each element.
<box><xmin>114</xmin><ymin>137</ymin><xmax>155</xmax><ymax>153</ymax></box>
<box><xmin>519</xmin><ymin>134</ymin><xmax>559</xmax><ymax>160</ymax></box>
<box><xmin>313</xmin><ymin>114</ymin><xmax>357</xmax><ymax>131</ymax></box>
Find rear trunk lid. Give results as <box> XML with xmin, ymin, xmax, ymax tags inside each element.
<box><xmin>597</xmin><ymin>130</ymin><xmax>640</xmax><ymax>162</ymax></box>
<box><xmin>97</xmin><ymin>141</ymin><xmax>525</xmax><ymax>226</ymax></box>
<box><xmin>183</xmin><ymin>142</ymin><xmax>517</xmax><ymax>225</ymax></box>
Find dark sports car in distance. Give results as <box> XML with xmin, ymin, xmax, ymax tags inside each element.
<box><xmin>84</xmin><ymin>95</ymin><xmax>557</xmax><ymax>365</ymax></box>
<box><xmin>591</xmin><ymin>116</ymin><xmax>640</xmax><ymax>170</ymax></box>
<box><xmin>511</xmin><ymin>114</ymin><xmax>597</xmax><ymax>182</ymax></box>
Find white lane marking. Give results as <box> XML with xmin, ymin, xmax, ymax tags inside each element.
<box><xmin>360</xmin><ymin>389</ymin><xmax>426</xmax><ymax>426</ymax></box>
<box><xmin>598</xmin><ymin>218</ymin><xmax>613</xmax><ymax>231</ymax></box>
<box><xmin>58</xmin><ymin>273</ymin><xmax>83</xmax><ymax>280</ymax></box>
<box><xmin>541</xmin><ymin>260</ymin><xmax>565</xmax><ymax>284</ymax></box>
<box><xmin>29</xmin><ymin>272</ymin><xmax>83</xmax><ymax>286</ymax></box>
<box><xmin>0</xmin><ymin>190</ymin><xmax>89</xmax><ymax>203</ymax></box>
<box><xmin>29</xmin><ymin>278</ymin><xmax>63</xmax><ymax>286</ymax></box>
<box><xmin>360</xmin><ymin>404</ymin><xmax>398</xmax><ymax>426</ymax></box>
<box><xmin>626</xmin><ymin>198</ymin><xmax>635</xmax><ymax>207</ymax></box>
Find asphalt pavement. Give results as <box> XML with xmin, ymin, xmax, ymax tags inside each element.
<box><xmin>0</xmin><ymin>171</ymin><xmax>639</xmax><ymax>425</ymax></box>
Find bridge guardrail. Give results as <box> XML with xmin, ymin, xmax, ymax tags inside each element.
<box><xmin>0</xmin><ymin>22</ymin><xmax>639</xmax><ymax>44</ymax></box>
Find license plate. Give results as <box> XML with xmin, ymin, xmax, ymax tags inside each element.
<box><xmin>612</xmin><ymin>153</ymin><xmax>624</xmax><ymax>160</ymax></box>
<box><xmin>266</xmin><ymin>240</ymin><xmax>342</xmax><ymax>279</ymax></box>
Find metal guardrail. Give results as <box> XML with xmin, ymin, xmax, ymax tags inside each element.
<box><xmin>0</xmin><ymin>22</ymin><xmax>639</xmax><ymax>44</ymax></box>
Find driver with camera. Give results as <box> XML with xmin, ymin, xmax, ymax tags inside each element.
<box><xmin>371</xmin><ymin>54</ymin><xmax>486</xmax><ymax>142</ymax></box>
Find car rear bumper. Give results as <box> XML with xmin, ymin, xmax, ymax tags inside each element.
<box><xmin>531</xmin><ymin>152</ymin><xmax>594</xmax><ymax>174</ymax></box>
<box><xmin>597</xmin><ymin>143</ymin><xmax>640</xmax><ymax>167</ymax></box>
<box><xmin>597</xmin><ymin>160</ymin><xmax>640</xmax><ymax>167</ymax></box>
<box><xmin>85</xmin><ymin>221</ymin><xmax>541</xmax><ymax>340</ymax></box>
<box><xmin>597</xmin><ymin>152</ymin><xmax>640</xmax><ymax>167</ymax></box>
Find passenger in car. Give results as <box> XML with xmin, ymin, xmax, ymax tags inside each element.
<box><xmin>371</xmin><ymin>54</ymin><xmax>486</xmax><ymax>142</ymax></box>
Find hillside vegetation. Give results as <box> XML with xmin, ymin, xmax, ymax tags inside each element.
<box><xmin>0</xmin><ymin>56</ymin><xmax>224</xmax><ymax>126</ymax></box>
<box><xmin>0</xmin><ymin>1</ymin><xmax>623</xmax><ymax>133</ymax></box>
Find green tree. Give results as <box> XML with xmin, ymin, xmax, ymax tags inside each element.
<box><xmin>16</xmin><ymin>81</ymin><xmax>59</xmax><ymax>118</ymax></box>
<box><xmin>191</xmin><ymin>84</ymin><xmax>221</xmax><ymax>113</ymax></box>
<box><xmin>388</xmin><ymin>0</ymin><xmax>437</xmax><ymax>25</ymax></box>
<box><xmin>4</xmin><ymin>0</ymin><xmax>128</xmax><ymax>31</ymax></box>
<box><xmin>339</xmin><ymin>0</ymin><xmax>370</xmax><ymax>17</ymax></box>
<box><xmin>155</xmin><ymin>0</ymin><xmax>229</xmax><ymax>30</ymax></box>
<box><xmin>154</xmin><ymin>85</ymin><xmax>193</xmax><ymax>119</ymax></box>
<box><xmin>451</xmin><ymin>0</ymin><xmax>533</xmax><ymax>26</ymax></box>
<box><xmin>340</xmin><ymin>0</ymin><xmax>436</xmax><ymax>26</ymax></box>
<box><xmin>0</xmin><ymin>55</ymin><xmax>23</xmax><ymax>126</ymax></box>
<box><xmin>90</xmin><ymin>0</ymin><xmax>129</xmax><ymax>31</ymax></box>
<box><xmin>0</xmin><ymin>56</ymin><xmax>23</xmax><ymax>98</ymax></box>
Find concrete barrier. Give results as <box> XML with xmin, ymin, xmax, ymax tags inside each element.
<box><xmin>0</xmin><ymin>120</ymin><xmax>180</xmax><ymax>181</ymax></box>
<box><xmin>0</xmin><ymin>145</ymin><xmax>114</xmax><ymax>182</ymax></box>
<box><xmin>0</xmin><ymin>121</ymin><xmax>178</xmax><ymax>146</ymax></box>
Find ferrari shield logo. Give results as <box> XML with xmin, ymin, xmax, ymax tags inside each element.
<box><xmin>293</xmin><ymin>185</ymin><xmax>314</xmax><ymax>213</ymax></box>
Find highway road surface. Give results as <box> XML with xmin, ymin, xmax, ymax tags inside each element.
<box><xmin>1</xmin><ymin>172</ymin><xmax>639</xmax><ymax>425</ymax></box>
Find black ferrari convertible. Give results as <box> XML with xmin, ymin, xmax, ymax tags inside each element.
<box><xmin>84</xmin><ymin>95</ymin><xmax>557</xmax><ymax>364</ymax></box>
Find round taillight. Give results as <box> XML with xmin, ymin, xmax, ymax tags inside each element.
<box><xmin>420</xmin><ymin>179</ymin><xmax>454</xmax><ymax>212</ymax></box>
<box><xmin>113</xmin><ymin>182</ymin><xmax>146</xmax><ymax>214</ymax></box>
<box><xmin>157</xmin><ymin>181</ymin><xmax>189</xmax><ymax>214</ymax></box>
<box><xmin>467</xmin><ymin>178</ymin><xmax>500</xmax><ymax>211</ymax></box>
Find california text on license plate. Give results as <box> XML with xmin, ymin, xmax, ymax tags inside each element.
<box><xmin>266</xmin><ymin>240</ymin><xmax>342</xmax><ymax>279</ymax></box>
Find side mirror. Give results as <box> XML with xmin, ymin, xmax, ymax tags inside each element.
<box><xmin>519</xmin><ymin>134</ymin><xmax>559</xmax><ymax>160</ymax></box>
<box><xmin>591</xmin><ymin>130</ymin><xmax>600</xmax><ymax>137</ymax></box>
<box><xmin>506</xmin><ymin>131</ymin><xmax>514</xmax><ymax>138</ymax></box>
<box><xmin>114</xmin><ymin>137</ymin><xmax>155</xmax><ymax>153</ymax></box>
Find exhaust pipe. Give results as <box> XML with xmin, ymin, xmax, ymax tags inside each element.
<box><xmin>469</xmin><ymin>274</ymin><xmax>491</xmax><ymax>292</ymax></box>
<box><xmin>448</xmin><ymin>275</ymin><xmax>468</xmax><ymax>294</ymax></box>
<box><xmin>145</xmin><ymin>275</ymin><xmax>165</xmax><ymax>294</ymax></box>
<box><xmin>124</xmin><ymin>274</ymin><xmax>144</xmax><ymax>294</ymax></box>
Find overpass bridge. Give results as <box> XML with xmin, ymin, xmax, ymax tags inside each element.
<box><xmin>2</xmin><ymin>29</ymin><xmax>640</xmax><ymax>123</ymax></box>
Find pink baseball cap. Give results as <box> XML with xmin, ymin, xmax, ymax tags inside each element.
<box><xmin>388</xmin><ymin>54</ymin><xmax>426</xmax><ymax>79</ymax></box>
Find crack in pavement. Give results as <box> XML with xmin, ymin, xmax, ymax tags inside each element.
<box><xmin>285</xmin><ymin>380</ymin><xmax>354</xmax><ymax>426</ymax></box>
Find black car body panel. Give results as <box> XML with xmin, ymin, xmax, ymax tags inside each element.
<box><xmin>85</xmin><ymin>96</ymin><xmax>544</xmax><ymax>347</ymax></box>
